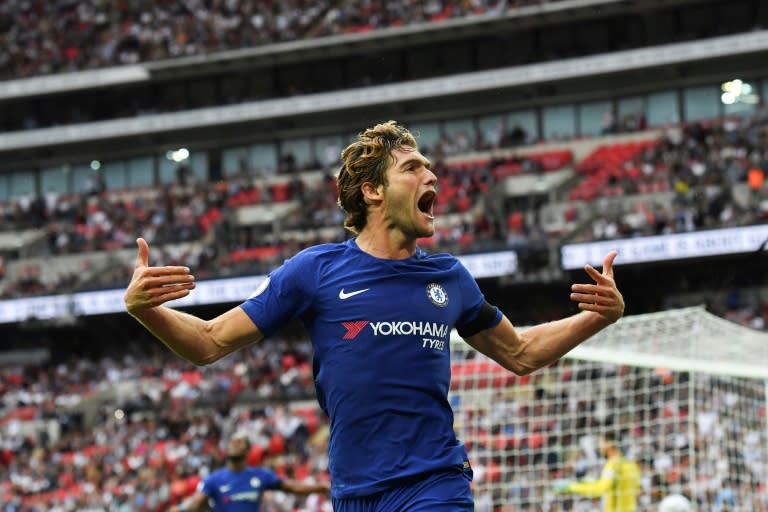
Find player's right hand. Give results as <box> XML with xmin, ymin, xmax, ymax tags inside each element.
<box><xmin>124</xmin><ymin>237</ymin><xmax>196</xmax><ymax>314</ymax></box>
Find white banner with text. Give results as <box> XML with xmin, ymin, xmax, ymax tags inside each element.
<box><xmin>561</xmin><ymin>225</ymin><xmax>768</xmax><ymax>269</ymax></box>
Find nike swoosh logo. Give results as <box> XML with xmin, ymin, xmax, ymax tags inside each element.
<box><xmin>339</xmin><ymin>288</ymin><xmax>370</xmax><ymax>299</ymax></box>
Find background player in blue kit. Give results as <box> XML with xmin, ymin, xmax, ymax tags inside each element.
<box><xmin>169</xmin><ymin>434</ymin><xmax>329</xmax><ymax>512</ymax></box>
<box><xmin>124</xmin><ymin>120</ymin><xmax>625</xmax><ymax>511</ymax></box>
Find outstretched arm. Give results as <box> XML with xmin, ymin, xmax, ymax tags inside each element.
<box><xmin>465</xmin><ymin>251</ymin><xmax>624</xmax><ymax>375</ymax></box>
<box><xmin>280</xmin><ymin>479</ymin><xmax>331</xmax><ymax>495</ymax></box>
<box><xmin>554</xmin><ymin>473</ymin><xmax>614</xmax><ymax>498</ymax></box>
<box><xmin>124</xmin><ymin>238</ymin><xmax>264</xmax><ymax>365</ymax></box>
<box><xmin>564</xmin><ymin>474</ymin><xmax>614</xmax><ymax>497</ymax></box>
<box><xmin>555</xmin><ymin>459</ymin><xmax>623</xmax><ymax>497</ymax></box>
<box><xmin>168</xmin><ymin>491</ymin><xmax>210</xmax><ymax>512</ymax></box>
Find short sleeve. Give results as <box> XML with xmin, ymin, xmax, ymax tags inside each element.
<box><xmin>454</xmin><ymin>262</ymin><xmax>502</xmax><ymax>333</ymax></box>
<box><xmin>239</xmin><ymin>252</ymin><xmax>315</xmax><ymax>337</ymax></box>
<box><xmin>259</xmin><ymin>468</ymin><xmax>283</xmax><ymax>490</ymax></box>
<box><xmin>199</xmin><ymin>474</ymin><xmax>216</xmax><ymax>498</ymax></box>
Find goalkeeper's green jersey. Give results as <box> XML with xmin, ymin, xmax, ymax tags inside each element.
<box><xmin>568</xmin><ymin>455</ymin><xmax>641</xmax><ymax>512</ymax></box>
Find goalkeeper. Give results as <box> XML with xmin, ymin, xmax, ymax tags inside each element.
<box><xmin>554</xmin><ymin>433</ymin><xmax>641</xmax><ymax>512</ymax></box>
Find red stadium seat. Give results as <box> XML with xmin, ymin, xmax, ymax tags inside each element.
<box><xmin>268</xmin><ymin>432</ymin><xmax>286</xmax><ymax>456</ymax></box>
<box><xmin>247</xmin><ymin>444</ymin><xmax>265</xmax><ymax>465</ymax></box>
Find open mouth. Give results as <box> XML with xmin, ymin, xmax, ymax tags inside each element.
<box><xmin>417</xmin><ymin>190</ymin><xmax>436</xmax><ymax>219</ymax></box>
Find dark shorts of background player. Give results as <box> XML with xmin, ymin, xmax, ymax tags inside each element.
<box><xmin>332</xmin><ymin>467</ymin><xmax>474</xmax><ymax>512</ymax></box>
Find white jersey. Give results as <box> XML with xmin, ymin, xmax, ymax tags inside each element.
<box><xmin>658</xmin><ymin>493</ymin><xmax>692</xmax><ymax>512</ymax></box>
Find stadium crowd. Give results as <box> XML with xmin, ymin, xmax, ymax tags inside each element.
<box><xmin>0</xmin><ymin>335</ymin><xmax>316</xmax><ymax>416</ymax></box>
<box><xmin>0</xmin><ymin>335</ymin><xmax>326</xmax><ymax>511</ymax></box>
<box><xmin>0</xmin><ymin>130</ymin><xmax>551</xmax><ymax>298</ymax></box>
<box><xmin>2</xmin><ymin>322</ymin><xmax>765</xmax><ymax>511</ymax></box>
<box><xmin>0</xmin><ymin>115</ymin><xmax>766</xmax><ymax>326</ymax></box>
<box><xmin>0</xmin><ymin>0</ymin><xmax>554</xmax><ymax>81</ymax></box>
<box><xmin>571</xmin><ymin>114</ymin><xmax>768</xmax><ymax>243</ymax></box>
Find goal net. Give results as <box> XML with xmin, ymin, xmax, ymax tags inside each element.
<box><xmin>449</xmin><ymin>306</ymin><xmax>768</xmax><ymax>511</ymax></box>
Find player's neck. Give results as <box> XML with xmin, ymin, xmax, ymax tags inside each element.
<box><xmin>227</xmin><ymin>461</ymin><xmax>246</xmax><ymax>472</ymax></box>
<box><xmin>356</xmin><ymin>227</ymin><xmax>417</xmax><ymax>260</ymax></box>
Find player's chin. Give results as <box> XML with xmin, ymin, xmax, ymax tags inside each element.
<box><xmin>402</xmin><ymin>214</ymin><xmax>434</xmax><ymax>240</ymax></box>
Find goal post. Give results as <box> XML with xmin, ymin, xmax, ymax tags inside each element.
<box><xmin>449</xmin><ymin>306</ymin><xmax>768</xmax><ymax>511</ymax></box>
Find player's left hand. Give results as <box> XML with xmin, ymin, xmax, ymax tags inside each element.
<box><xmin>570</xmin><ymin>250</ymin><xmax>624</xmax><ymax>324</ymax></box>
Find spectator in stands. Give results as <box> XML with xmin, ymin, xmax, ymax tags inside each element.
<box><xmin>747</xmin><ymin>164</ymin><xmax>765</xmax><ymax>205</ymax></box>
<box><xmin>123</xmin><ymin>120</ymin><xmax>624</xmax><ymax>511</ymax></box>
<box><xmin>169</xmin><ymin>433</ymin><xmax>329</xmax><ymax>512</ymax></box>
<box><xmin>83</xmin><ymin>173</ymin><xmax>106</xmax><ymax>197</ymax></box>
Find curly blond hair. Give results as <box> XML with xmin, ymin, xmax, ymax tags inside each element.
<box><xmin>336</xmin><ymin>121</ymin><xmax>418</xmax><ymax>234</ymax></box>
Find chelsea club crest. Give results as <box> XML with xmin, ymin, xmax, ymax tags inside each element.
<box><xmin>426</xmin><ymin>283</ymin><xmax>448</xmax><ymax>307</ymax></box>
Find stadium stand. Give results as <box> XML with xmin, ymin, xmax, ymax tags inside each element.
<box><xmin>0</xmin><ymin>336</ymin><xmax>325</xmax><ymax>511</ymax></box>
<box><xmin>1</xmin><ymin>0</ymin><xmax>768</xmax><ymax>511</ymax></box>
<box><xmin>0</xmin><ymin>0</ymin><xmax>563</xmax><ymax>81</ymax></box>
<box><xmin>1</xmin><ymin>0</ymin><xmax>766</xmax><ymax>132</ymax></box>
<box><xmin>1</xmin><ymin>117</ymin><xmax>765</xmax><ymax>303</ymax></box>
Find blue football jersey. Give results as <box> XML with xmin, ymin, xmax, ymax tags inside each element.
<box><xmin>240</xmin><ymin>239</ymin><xmax>502</xmax><ymax>498</ymax></box>
<box><xmin>199</xmin><ymin>466</ymin><xmax>282</xmax><ymax>511</ymax></box>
